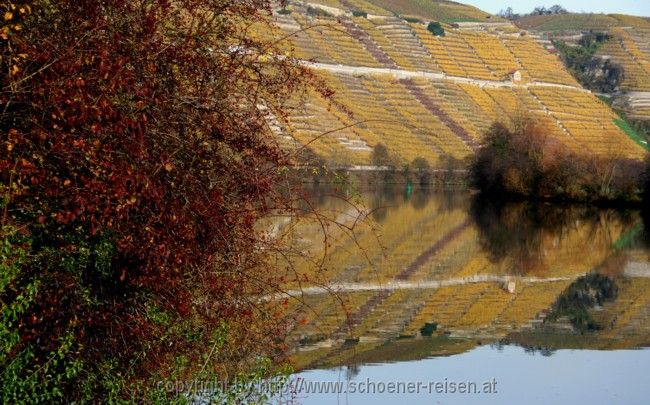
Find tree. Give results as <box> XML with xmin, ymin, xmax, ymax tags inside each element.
<box><xmin>1</xmin><ymin>0</ymin><xmax>324</xmax><ymax>400</ymax></box>
<box><xmin>427</xmin><ymin>22</ymin><xmax>445</xmax><ymax>37</ymax></box>
<box><xmin>471</xmin><ymin>118</ymin><xmax>643</xmax><ymax>202</ymax></box>
<box><xmin>371</xmin><ymin>143</ymin><xmax>392</xmax><ymax>167</ymax></box>
<box><xmin>411</xmin><ymin>157</ymin><xmax>432</xmax><ymax>185</ymax></box>
<box><xmin>497</xmin><ymin>7</ymin><xmax>517</xmax><ymax>20</ymax></box>
<box><xmin>549</xmin><ymin>5</ymin><xmax>568</xmax><ymax>14</ymax></box>
<box><xmin>532</xmin><ymin>6</ymin><xmax>547</xmax><ymax>15</ymax></box>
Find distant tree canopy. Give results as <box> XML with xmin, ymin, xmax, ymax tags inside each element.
<box><xmin>497</xmin><ymin>7</ymin><xmax>517</xmax><ymax>19</ymax></box>
<box><xmin>371</xmin><ymin>143</ymin><xmax>392</xmax><ymax>167</ymax></box>
<box><xmin>533</xmin><ymin>4</ymin><xmax>568</xmax><ymax>15</ymax></box>
<box><xmin>498</xmin><ymin>4</ymin><xmax>568</xmax><ymax>19</ymax></box>
<box><xmin>554</xmin><ymin>32</ymin><xmax>623</xmax><ymax>93</ymax></box>
<box><xmin>411</xmin><ymin>157</ymin><xmax>431</xmax><ymax>172</ymax></box>
<box><xmin>427</xmin><ymin>21</ymin><xmax>445</xmax><ymax>37</ymax></box>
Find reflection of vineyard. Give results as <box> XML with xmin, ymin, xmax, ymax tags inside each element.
<box><xmin>595</xmin><ymin>271</ymin><xmax>650</xmax><ymax>349</ymax></box>
<box><xmin>282</xmin><ymin>191</ymin><xmax>649</xmax><ymax>369</ymax></box>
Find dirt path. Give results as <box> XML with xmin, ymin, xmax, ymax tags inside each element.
<box><xmin>304</xmin><ymin>61</ymin><xmax>592</xmax><ymax>93</ymax></box>
<box><xmin>399</xmin><ymin>79</ymin><xmax>480</xmax><ymax>151</ymax></box>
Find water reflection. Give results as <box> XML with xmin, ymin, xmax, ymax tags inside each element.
<box><xmin>285</xmin><ymin>187</ymin><xmax>650</xmax><ymax>371</ymax></box>
<box><xmin>470</xmin><ymin>196</ymin><xmax>637</xmax><ymax>275</ymax></box>
<box><xmin>294</xmin><ymin>346</ymin><xmax>650</xmax><ymax>405</ymax></box>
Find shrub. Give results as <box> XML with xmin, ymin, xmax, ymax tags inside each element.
<box><xmin>411</xmin><ymin>157</ymin><xmax>432</xmax><ymax>185</ymax></box>
<box><xmin>352</xmin><ymin>10</ymin><xmax>368</xmax><ymax>18</ymax></box>
<box><xmin>371</xmin><ymin>143</ymin><xmax>392</xmax><ymax>167</ymax></box>
<box><xmin>470</xmin><ymin>119</ymin><xmax>644</xmax><ymax>202</ymax></box>
<box><xmin>1</xmin><ymin>0</ymin><xmax>322</xmax><ymax>400</ymax></box>
<box><xmin>307</xmin><ymin>6</ymin><xmax>332</xmax><ymax>17</ymax></box>
<box><xmin>427</xmin><ymin>22</ymin><xmax>445</xmax><ymax>37</ymax></box>
<box><xmin>277</xmin><ymin>8</ymin><xmax>292</xmax><ymax>15</ymax></box>
<box><xmin>404</xmin><ymin>17</ymin><xmax>422</xmax><ymax>23</ymax></box>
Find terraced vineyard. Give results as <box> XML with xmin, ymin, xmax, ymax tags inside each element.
<box><xmin>260</xmin><ymin>4</ymin><xmax>650</xmax><ymax>369</ymax></box>
<box><xmin>515</xmin><ymin>14</ymin><xmax>623</xmax><ymax>32</ymax></box>
<box><xmin>307</xmin><ymin>0</ymin><xmax>496</xmax><ymax>22</ymax></box>
<box><xmin>515</xmin><ymin>13</ymin><xmax>650</xmax><ymax>120</ymax></box>
<box><xmin>266</xmin><ymin>3</ymin><xmax>647</xmax><ymax>167</ymax></box>
<box><xmin>596</xmin><ymin>27</ymin><xmax>650</xmax><ymax>92</ymax></box>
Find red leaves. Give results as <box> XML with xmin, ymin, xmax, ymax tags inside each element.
<box><xmin>2</xmin><ymin>0</ymin><xmax>312</xmax><ymax>393</ymax></box>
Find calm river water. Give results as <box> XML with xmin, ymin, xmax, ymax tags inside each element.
<box><xmin>281</xmin><ymin>186</ymin><xmax>650</xmax><ymax>404</ymax></box>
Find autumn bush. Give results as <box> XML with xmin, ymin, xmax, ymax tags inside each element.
<box><xmin>471</xmin><ymin>120</ymin><xmax>644</xmax><ymax>203</ymax></box>
<box><xmin>1</xmin><ymin>0</ymin><xmax>326</xmax><ymax>401</ymax></box>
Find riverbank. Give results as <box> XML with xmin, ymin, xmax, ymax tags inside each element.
<box><xmin>293</xmin><ymin>166</ymin><xmax>470</xmax><ymax>187</ymax></box>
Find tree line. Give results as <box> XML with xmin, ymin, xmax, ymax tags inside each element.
<box><xmin>498</xmin><ymin>4</ymin><xmax>569</xmax><ymax>20</ymax></box>
<box><xmin>470</xmin><ymin>117</ymin><xmax>647</xmax><ymax>204</ymax></box>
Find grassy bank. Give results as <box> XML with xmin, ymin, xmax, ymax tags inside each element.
<box><xmin>614</xmin><ymin>118</ymin><xmax>650</xmax><ymax>151</ymax></box>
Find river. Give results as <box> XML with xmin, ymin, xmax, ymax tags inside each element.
<box><xmin>278</xmin><ymin>186</ymin><xmax>650</xmax><ymax>404</ymax></box>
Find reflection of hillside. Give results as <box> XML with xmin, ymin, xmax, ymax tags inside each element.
<box><xmin>284</xmin><ymin>190</ymin><xmax>646</xmax><ymax>370</ymax></box>
<box><xmin>292</xmin><ymin>275</ymin><xmax>650</xmax><ymax>370</ymax></box>
<box><xmin>506</xmin><ymin>276</ymin><xmax>650</xmax><ymax>351</ymax></box>
<box><xmin>590</xmin><ymin>275</ymin><xmax>650</xmax><ymax>348</ymax></box>
<box><xmin>471</xmin><ymin>198</ymin><xmax>634</xmax><ymax>277</ymax></box>
<box><xmin>501</xmin><ymin>255</ymin><xmax>650</xmax><ymax>351</ymax></box>
<box><xmin>284</xmin><ymin>190</ymin><xmax>630</xmax><ymax>284</ymax></box>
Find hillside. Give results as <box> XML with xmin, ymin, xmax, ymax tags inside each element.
<box><xmin>264</xmin><ymin>2</ymin><xmax>646</xmax><ymax>168</ymax></box>
<box><xmin>516</xmin><ymin>13</ymin><xmax>650</xmax><ymax>32</ymax></box>
<box><xmin>303</xmin><ymin>0</ymin><xmax>497</xmax><ymax>22</ymax></box>
<box><xmin>516</xmin><ymin>13</ymin><xmax>625</xmax><ymax>32</ymax></box>
<box><xmin>514</xmin><ymin>13</ymin><xmax>650</xmax><ymax>120</ymax></box>
<box><xmin>363</xmin><ymin>0</ymin><xmax>497</xmax><ymax>22</ymax></box>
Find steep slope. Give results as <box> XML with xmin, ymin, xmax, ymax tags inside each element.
<box><xmin>302</xmin><ymin>0</ymin><xmax>497</xmax><ymax>22</ymax></box>
<box><xmin>352</xmin><ymin>0</ymin><xmax>497</xmax><ymax>22</ymax></box>
<box><xmin>514</xmin><ymin>13</ymin><xmax>650</xmax><ymax>120</ymax></box>
<box><xmin>516</xmin><ymin>13</ymin><xmax>650</xmax><ymax>32</ymax></box>
<box><xmin>267</xmin><ymin>3</ymin><xmax>647</xmax><ymax>168</ymax></box>
<box><xmin>516</xmin><ymin>13</ymin><xmax>623</xmax><ymax>32</ymax></box>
